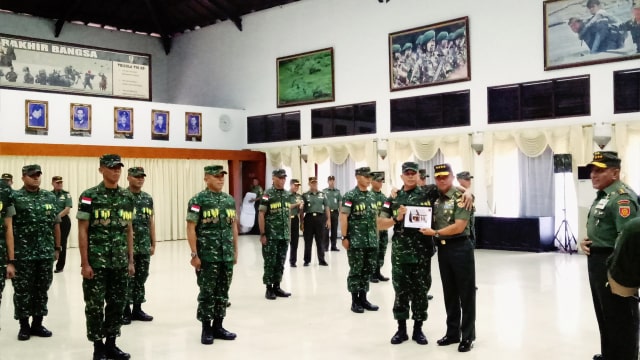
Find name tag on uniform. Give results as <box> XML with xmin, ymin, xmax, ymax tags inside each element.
<box><xmin>595</xmin><ymin>199</ymin><xmax>608</xmax><ymax>210</ymax></box>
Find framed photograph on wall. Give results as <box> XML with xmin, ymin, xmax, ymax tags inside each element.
<box><xmin>543</xmin><ymin>0</ymin><xmax>640</xmax><ymax>70</ymax></box>
<box><xmin>114</xmin><ymin>106</ymin><xmax>133</xmax><ymax>139</ymax></box>
<box><xmin>70</xmin><ymin>103</ymin><xmax>91</xmax><ymax>136</ymax></box>
<box><xmin>185</xmin><ymin>112</ymin><xmax>202</xmax><ymax>142</ymax></box>
<box><xmin>25</xmin><ymin>99</ymin><xmax>48</xmax><ymax>135</ymax></box>
<box><xmin>389</xmin><ymin>17</ymin><xmax>470</xmax><ymax>91</ymax></box>
<box><xmin>277</xmin><ymin>47</ymin><xmax>335</xmax><ymax>107</ymax></box>
<box><xmin>151</xmin><ymin>109</ymin><xmax>169</xmax><ymax>140</ymax></box>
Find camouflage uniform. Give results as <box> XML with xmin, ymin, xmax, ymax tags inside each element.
<box><xmin>77</xmin><ymin>181</ymin><xmax>134</xmax><ymax>341</ymax></box>
<box><xmin>0</xmin><ymin>180</ymin><xmax>15</xmax><ymax>309</ymax></box>
<box><xmin>52</xmin><ymin>178</ymin><xmax>72</xmax><ymax>272</ymax></box>
<box><xmin>260</xmin><ymin>184</ymin><xmax>291</xmax><ymax>285</ymax></box>
<box><xmin>371</xmin><ymin>188</ymin><xmax>389</xmax><ymax>274</ymax></box>
<box><xmin>127</xmin><ymin>189</ymin><xmax>154</xmax><ymax>306</ymax></box>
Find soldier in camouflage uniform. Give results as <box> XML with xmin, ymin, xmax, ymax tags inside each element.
<box><xmin>420</xmin><ymin>163</ymin><xmax>475</xmax><ymax>353</ymax></box>
<box><xmin>369</xmin><ymin>172</ymin><xmax>389</xmax><ymax>283</ymax></box>
<box><xmin>288</xmin><ymin>179</ymin><xmax>303</xmax><ymax>267</ymax></box>
<box><xmin>187</xmin><ymin>165</ymin><xmax>238</xmax><ymax>345</ymax></box>
<box><xmin>0</xmin><ymin>175</ymin><xmax>16</xmax><ymax>327</ymax></box>
<box><xmin>77</xmin><ymin>154</ymin><xmax>134</xmax><ymax>360</ymax></box>
<box><xmin>379</xmin><ymin>162</ymin><xmax>434</xmax><ymax>345</ymax></box>
<box><xmin>10</xmin><ymin>164</ymin><xmax>61</xmax><ymax>341</ymax></box>
<box><xmin>123</xmin><ymin>167</ymin><xmax>155</xmax><ymax>324</ymax></box>
<box><xmin>1</xmin><ymin>173</ymin><xmax>13</xmax><ymax>187</ymax></box>
<box><xmin>340</xmin><ymin>167</ymin><xmax>379</xmax><ymax>313</ymax></box>
<box><xmin>52</xmin><ymin>176</ymin><xmax>72</xmax><ymax>273</ymax></box>
<box><xmin>259</xmin><ymin>169</ymin><xmax>292</xmax><ymax>300</ymax></box>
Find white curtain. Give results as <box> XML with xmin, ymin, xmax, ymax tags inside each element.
<box><xmin>0</xmin><ymin>156</ymin><xmax>226</xmax><ymax>247</ymax></box>
<box><xmin>518</xmin><ymin>146</ymin><xmax>554</xmax><ymax>217</ymax></box>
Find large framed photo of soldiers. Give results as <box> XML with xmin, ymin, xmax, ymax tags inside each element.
<box><xmin>0</xmin><ymin>33</ymin><xmax>151</xmax><ymax>100</ymax></box>
<box><xmin>544</xmin><ymin>0</ymin><xmax>640</xmax><ymax>70</ymax></box>
<box><xmin>276</xmin><ymin>47</ymin><xmax>335</xmax><ymax>108</ymax></box>
<box><xmin>389</xmin><ymin>17</ymin><xmax>470</xmax><ymax>91</ymax></box>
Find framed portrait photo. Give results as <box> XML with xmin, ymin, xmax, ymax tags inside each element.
<box><xmin>25</xmin><ymin>99</ymin><xmax>48</xmax><ymax>135</ymax></box>
<box><xmin>70</xmin><ymin>103</ymin><xmax>91</xmax><ymax>136</ymax></box>
<box><xmin>389</xmin><ymin>17</ymin><xmax>470</xmax><ymax>91</ymax></box>
<box><xmin>151</xmin><ymin>109</ymin><xmax>170</xmax><ymax>140</ymax></box>
<box><xmin>277</xmin><ymin>47</ymin><xmax>335</xmax><ymax>107</ymax></box>
<box><xmin>185</xmin><ymin>112</ymin><xmax>202</xmax><ymax>142</ymax></box>
<box><xmin>114</xmin><ymin>107</ymin><xmax>133</xmax><ymax>139</ymax></box>
<box><xmin>544</xmin><ymin>0</ymin><xmax>640</xmax><ymax>70</ymax></box>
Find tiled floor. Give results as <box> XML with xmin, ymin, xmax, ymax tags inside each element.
<box><xmin>0</xmin><ymin>236</ymin><xmax>612</xmax><ymax>359</ymax></box>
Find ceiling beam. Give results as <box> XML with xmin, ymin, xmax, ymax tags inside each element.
<box><xmin>206</xmin><ymin>0</ymin><xmax>242</xmax><ymax>31</ymax></box>
<box><xmin>143</xmin><ymin>0</ymin><xmax>172</xmax><ymax>54</ymax></box>
<box><xmin>54</xmin><ymin>0</ymin><xmax>84</xmax><ymax>37</ymax></box>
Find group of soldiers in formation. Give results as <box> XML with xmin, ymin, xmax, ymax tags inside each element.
<box><xmin>391</xmin><ymin>26</ymin><xmax>467</xmax><ymax>87</ymax></box>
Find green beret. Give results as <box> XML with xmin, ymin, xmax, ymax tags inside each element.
<box><xmin>392</xmin><ymin>44</ymin><xmax>402</xmax><ymax>53</ymax></box>
<box><xmin>422</xmin><ymin>30</ymin><xmax>436</xmax><ymax>43</ymax></box>
<box><xmin>416</xmin><ymin>34</ymin><xmax>425</xmax><ymax>45</ymax></box>
<box><xmin>402</xmin><ymin>43</ymin><xmax>413</xmax><ymax>51</ymax></box>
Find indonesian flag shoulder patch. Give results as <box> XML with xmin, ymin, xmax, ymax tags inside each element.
<box><xmin>262</xmin><ymin>194</ymin><xmax>269</xmax><ymax>201</ymax></box>
<box><xmin>383</xmin><ymin>201</ymin><xmax>391</xmax><ymax>208</ymax></box>
<box><xmin>81</xmin><ymin>197</ymin><xmax>92</xmax><ymax>205</ymax></box>
<box><xmin>619</xmin><ymin>205</ymin><xmax>631</xmax><ymax>218</ymax></box>
<box><xmin>344</xmin><ymin>200</ymin><xmax>352</xmax><ymax>207</ymax></box>
<box><xmin>190</xmin><ymin>204</ymin><xmax>201</xmax><ymax>213</ymax></box>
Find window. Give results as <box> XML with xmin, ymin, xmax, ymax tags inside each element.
<box><xmin>390</xmin><ymin>90</ymin><xmax>470</xmax><ymax>132</ymax></box>
<box><xmin>311</xmin><ymin>102</ymin><xmax>376</xmax><ymax>139</ymax></box>
<box><xmin>247</xmin><ymin>111</ymin><xmax>301</xmax><ymax>144</ymax></box>
<box><xmin>614</xmin><ymin>68</ymin><xmax>640</xmax><ymax>114</ymax></box>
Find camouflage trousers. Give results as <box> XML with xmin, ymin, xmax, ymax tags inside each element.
<box><xmin>12</xmin><ymin>259</ymin><xmax>53</xmax><ymax>319</ymax></box>
<box><xmin>126</xmin><ymin>254</ymin><xmax>150</xmax><ymax>304</ymax></box>
<box><xmin>0</xmin><ymin>264</ymin><xmax>5</xmax><ymax>305</ymax></box>
<box><xmin>82</xmin><ymin>267</ymin><xmax>128</xmax><ymax>341</ymax></box>
<box><xmin>346</xmin><ymin>247</ymin><xmax>376</xmax><ymax>293</ymax></box>
<box><xmin>375</xmin><ymin>230</ymin><xmax>389</xmax><ymax>269</ymax></box>
<box><xmin>262</xmin><ymin>238</ymin><xmax>288</xmax><ymax>285</ymax></box>
<box><xmin>196</xmin><ymin>261</ymin><xmax>233</xmax><ymax>321</ymax></box>
<box><xmin>392</xmin><ymin>257</ymin><xmax>432</xmax><ymax>321</ymax></box>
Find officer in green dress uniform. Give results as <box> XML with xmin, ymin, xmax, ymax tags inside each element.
<box><xmin>378</xmin><ymin>162</ymin><xmax>434</xmax><ymax>345</ymax></box>
<box><xmin>302</xmin><ymin>177</ymin><xmax>330</xmax><ymax>266</ymax></box>
<box><xmin>369</xmin><ymin>171</ymin><xmax>389</xmax><ymax>283</ymax></box>
<box><xmin>186</xmin><ymin>165</ymin><xmax>238</xmax><ymax>345</ymax></box>
<box><xmin>0</xmin><ymin>175</ymin><xmax>15</xmax><ymax>328</ymax></box>
<box><xmin>418</xmin><ymin>169</ymin><xmax>428</xmax><ymax>187</ymax></box>
<box><xmin>420</xmin><ymin>163</ymin><xmax>475</xmax><ymax>352</ymax></box>
<box><xmin>288</xmin><ymin>179</ymin><xmax>303</xmax><ymax>267</ymax></box>
<box><xmin>1</xmin><ymin>173</ymin><xmax>14</xmax><ymax>187</ymax></box>
<box><xmin>123</xmin><ymin>167</ymin><xmax>155</xmax><ymax>324</ymax></box>
<box><xmin>259</xmin><ymin>169</ymin><xmax>292</xmax><ymax>300</ymax></box>
<box><xmin>580</xmin><ymin>151</ymin><xmax>639</xmax><ymax>360</ymax></box>
<box><xmin>10</xmin><ymin>164</ymin><xmax>61</xmax><ymax>341</ymax></box>
<box><xmin>52</xmin><ymin>176</ymin><xmax>72</xmax><ymax>273</ymax></box>
<box><xmin>78</xmin><ymin>154</ymin><xmax>134</xmax><ymax>360</ymax></box>
<box><xmin>323</xmin><ymin>175</ymin><xmax>342</xmax><ymax>251</ymax></box>
<box><xmin>340</xmin><ymin>167</ymin><xmax>379</xmax><ymax>313</ymax></box>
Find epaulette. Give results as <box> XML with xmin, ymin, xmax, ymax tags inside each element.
<box><xmin>617</xmin><ymin>187</ymin><xmax>628</xmax><ymax>195</ymax></box>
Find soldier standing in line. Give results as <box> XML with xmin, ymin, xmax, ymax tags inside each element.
<box><xmin>456</xmin><ymin>171</ymin><xmax>476</xmax><ymax>246</ymax></box>
<box><xmin>1</xmin><ymin>173</ymin><xmax>13</xmax><ymax>188</ymax></box>
<box><xmin>378</xmin><ymin>162</ymin><xmax>434</xmax><ymax>345</ymax></box>
<box><xmin>369</xmin><ymin>171</ymin><xmax>389</xmax><ymax>283</ymax></box>
<box><xmin>302</xmin><ymin>177</ymin><xmax>330</xmax><ymax>266</ymax></box>
<box><xmin>123</xmin><ymin>167</ymin><xmax>155</xmax><ymax>324</ymax></box>
<box><xmin>288</xmin><ymin>179</ymin><xmax>303</xmax><ymax>267</ymax></box>
<box><xmin>10</xmin><ymin>164</ymin><xmax>61</xmax><ymax>341</ymax></box>
<box><xmin>52</xmin><ymin>176</ymin><xmax>72</xmax><ymax>273</ymax></box>
<box><xmin>0</xmin><ymin>173</ymin><xmax>15</xmax><ymax>329</ymax></box>
<box><xmin>579</xmin><ymin>151</ymin><xmax>639</xmax><ymax>360</ymax></box>
<box><xmin>186</xmin><ymin>165</ymin><xmax>238</xmax><ymax>345</ymax></box>
<box><xmin>77</xmin><ymin>154</ymin><xmax>134</xmax><ymax>360</ymax></box>
<box><xmin>420</xmin><ymin>163</ymin><xmax>475</xmax><ymax>353</ymax></box>
<box><xmin>418</xmin><ymin>169</ymin><xmax>428</xmax><ymax>187</ymax></box>
<box><xmin>340</xmin><ymin>167</ymin><xmax>379</xmax><ymax>313</ymax></box>
<box><xmin>259</xmin><ymin>169</ymin><xmax>292</xmax><ymax>300</ymax></box>
<box><xmin>323</xmin><ymin>175</ymin><xmax>342</xmax><ymax>252</ymax></box>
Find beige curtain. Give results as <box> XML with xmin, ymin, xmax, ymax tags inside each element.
<box><xmin>0</xmin><ymin>156</ymin><xmax>226</xmax><ymax>248</ymax></box>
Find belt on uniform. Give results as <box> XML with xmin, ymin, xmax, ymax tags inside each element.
<box><xmin>437</xmin><ymin>235</ymin><xmax>469</xmax><ymax>246</ymax></box>
<box><xmin>290</xmin><ymin>215</ymin><xmax>297</xmax><ymax>219</ymax></box>
<box><xmin>306</xmin><ymin>212</ymin><xmax>323</xmax><ymax>217</ymax></box>
<box><xmin>589</xmin><ymin>247</ymin><xmax>614</xmax><ymax>255</ymax></box>
<box><xmin>330</xmin><ymin>209</ymin><xmax>339</xmax><ymax>213</ymax></box>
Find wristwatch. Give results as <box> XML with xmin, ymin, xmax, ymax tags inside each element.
<box><xmin>434</xmin><ymin>231</ymin><xmax>440</xmax><ymax>238</ymax></box>
<box><xmin>341</xmin><ymin>235</ymin><xmax>349</xmax><ymax>241</ymax></box>
<box><xmin>393</xmin><ymin>217</ymin><xmax>400</xmax><ymax>224</ymax></box>
<box><xmin>190</xmin><ymin>252</ymin><xmax>198</xmax><ymax>258</ymax></box>
<box><xmin>7</xmin><ymin>259</ymin><xmax>15</xmax><ymax>265</ymax></box>
<box><xmin>55</xmin><ymin>246</ymin><xmax>62</xmax><ymax>251</ymax></box>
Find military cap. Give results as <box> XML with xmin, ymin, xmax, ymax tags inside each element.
<box><xmin>418</xmin><ymin>169</ymin><xmax>429</xmax><ymax>179</ymax></box>
<box><xmin>1</xmin><ymin>173</ymin><xmax>13</xmax><ymax>180</ymax></box>
<box><xmin>402</xmin><ymin>43</ymin><xmax>413</xmax><ymax>52</ymax></box>
<box><xmin>402</xmin><ymin>162</ymin><xmax>419</xmax><ymax>173</ymax></box>
<box><xmin>204</xmin><ymin>165</ymin><xmax>227</xmax><ymax>175</ymax></box>
<box><xmin>52</xmin><ymin>176</ymin><xmax>63</xmax><ymax>182</ymax></box>
<box><xmin>392</xmin><ymin>44</ymin><xmax>402</xmax><ymax>53</ymax></box>
<box><xmin>586</xmin><ymin>151</ymin><xmax>621</xmax><ymax>169</ymax></box>
<box><xmin>434</xmin><ymin>163</ymin><xmax>453</xmax><ymax>177</ymax></box>
<box><xmin>309</xmin><ymin>176</ymin><xmax>318</xmax><ymax>183</ymax></box>
<box><xmin>423</xmin><ymin>30</ymin><xmax>436</xmax><ymax>43</ymax></box>
<box><xmin>436</xmin><ymin>31</ymin><xmax>449</xmax><ymax>43</ymax></box>
<box><xmin>272</xmin><ymin>168</ymin><xmax>287</xmax><ymax>178</ymax></box>
<box><xmin>355</xmin><ymin>167</ymin><xmax>372</xmax><ymax>177</ymax></box>
<box><xmin>22</xmin><ymin>164</ymin><xmax>42</xmax><ymax>176</ymax></box>
<box><xmin>128</xmin><ymin>167</ymin><xmax>147</xmax><ymax>177</ymax></box>
<box><xmin>371</xmin><ymin>171</ymin><xmax>385</xmax><ymax>182</ymax></box>
<box><xmin>100</xmin><ymin>154</ymin><xmax>124</xmax><ymax>168</ymax></box>
<box><xmin>456</xmin><ymin>171</ymin><xmax>473</xmax><ymax>180</ymax></box>
<box><xmin>328</xmin><ymin>175</ymin><xmax>336</xmax><ymax>180</ymax></box>
<box><xmin>290</xmin><ymin>178</ymin><xmax>301</xmax><ymax>185</ymax></box>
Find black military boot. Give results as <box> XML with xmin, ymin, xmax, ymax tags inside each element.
<box><xmin>201</xmin><ymin>320</ymin><xmax>214</xmax><ymax>345</ymax></box>
<box><xmin>390</xmin><ymin>320</ymin><xmax>409</xmax><ymax>344</ymax></box>
<box><xmin>30</xmin><ymin>315</ymin><xmax>52</xmax><ymax>337</ymax></box>
<box><xmin>104</xmin><ymin>336</ymin><xmax>130</xmax><ymax>359</ymax></box>
<box><xmin>265</xmin><ymin>285</ymin><xmax>276</xmax><ymax>300</ymax></box>
<box><xmin>359</xmin><ymin>290</ymin><xmax>379</xmax><ymax>311</ymax></box>
<box><xmin>212</xmin><ymin>317</ymin><xmax>237</xmax><ymax>340</ymax></box>
<box><xmin>273</xmin><ymin>283</ymin><xmax>291</xmax><ymax>297</ymax></box>
<box><xmin>412</xmin><ymin>320</ymin><xmax>428</xmax><ymax>345</ymax></box>
<box><xmin>17</xmin><ymin>318</ymin><xmax>30</xmax><ymax>341</ymax></box>
<box><xmin>131</xmin><ymin>303</ymin><xmax>153</xmax><ymax>321</ymax></box>
<box><xmin>369</xmin><ymin>273</ymin><xmax>379</xmax><ymax>283</ymax></box>
<box><xmin>93</xmin><ymin>340</ymin><xmax>107</xmax><ymax>360</ymax></box>
<box><xmin>350</xmin><ymin>292</ymin><xmax>364</xmax><ymax>313</ymax></box>
<box><xmin>122</xmin><ymin>304</ymin><xmax>131</xmax><ymax>325</ymax></box>
<box><xmin>376</xmin><ymin>268</ymin><xmax>389</xmax><ymax>281</ymax></box>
